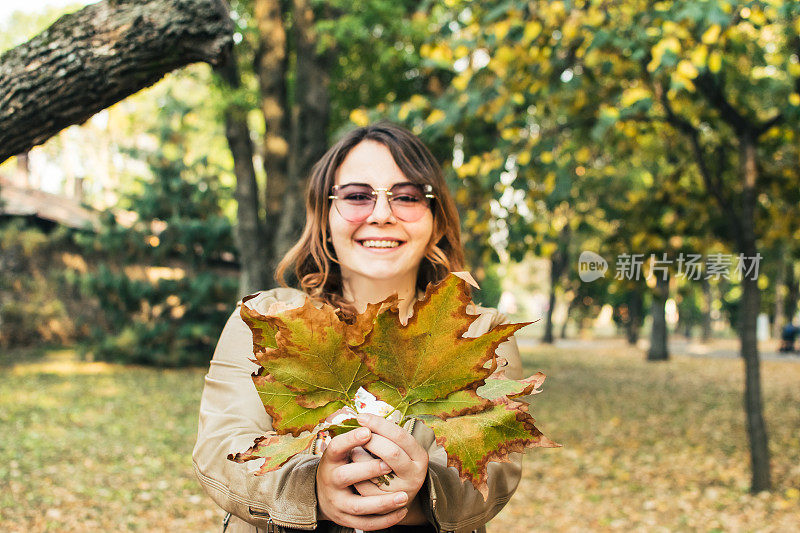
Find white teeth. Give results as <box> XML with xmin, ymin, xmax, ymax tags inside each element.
<box><xmin>361</xmin><ymin>240</ymin><xmax>401</xmax><ymax>248</ymax></box>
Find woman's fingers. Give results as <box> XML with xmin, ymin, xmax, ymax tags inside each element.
<box><xmin>353</xmin><ymin>479</ymin><xmax>386</xmax><ymax>497</ymax></box>
<box><xmin>339</xmin><ymin>490</ymin><xmax>409</xmax><ymax>517</ymax></box>
<box><xmin>330</xmin><ymin>458</ymin><xmax>392</xmax><ymax>488</ymax></box>
<box><xmin>349</xmin><ymin>445</ymin><xmax>374</xmax><ymax>463</ymax></box>
<box><xmin>338</xmin><ymin>506</ymin><xmax>408</xmax><ymax>531</ymax></box>
<box><xmin>324</xmin><ymin>426</ymin><xmax>371</xmax><ymax>464</ymax></box>
<box><xmin>317</xmin><ymin>428</ymin><xmax>378</xmax><ymax>522</ymax></box>
<box><xmin>362</xmin><ymin>432</ymin><xmax>414</xmax><ymax>476</ymax></box>
<box><xmin>357</xmin><ymin>414</ymin><xmax>427</xmax><ymax>462</ymax></box>
<box><xmin>324</xmin><ymin>490</ymin><xmax>409</xmax><ymax>530</ymax></box>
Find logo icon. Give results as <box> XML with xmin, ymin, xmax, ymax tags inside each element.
<box><xmin>578</xmin><ymin>251</ymin><xmax>608</xmax><ymax>282</ymax></box>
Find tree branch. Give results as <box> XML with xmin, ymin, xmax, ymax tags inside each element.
<box><xmin>693</xmin><ymin>71</ymin><xmax>750</xmax><ymax>135</ymax></box>
<box><xmin>0</xmin><ymin>0</ymin><xmax>234</xmax><ymax>162</ymax></box>
<box><xmin>650</xmin><ymin>78</ymin><xmax>743</xmax><ymax>239</ymax></box>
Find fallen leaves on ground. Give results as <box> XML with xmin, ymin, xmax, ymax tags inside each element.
<box><xmin>490</xmin><ymin>341</ymin><xmax>800</xmax><ymax>532</ymax></box>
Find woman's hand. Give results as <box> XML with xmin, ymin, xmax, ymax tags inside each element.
<box><xmin>349</xmin><ymin>414</ymin><xmax>429</xmax><ymax>524</ymax></box>
<box><xmin>316</xmin><ymin>426</ymin><xmax>410</xmax><ymax>530</ymax></box>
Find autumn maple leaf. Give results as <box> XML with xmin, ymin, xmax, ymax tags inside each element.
<box><xmin>239</xmin><ymin>294</ymin><xmax>395</xmax><ymax>436</ymax></box>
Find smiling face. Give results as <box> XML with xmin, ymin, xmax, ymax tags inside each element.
<box><xmin>328</xmin><ymin>140</ymin><xmax>434</xmax><ymax>293</ymax></box>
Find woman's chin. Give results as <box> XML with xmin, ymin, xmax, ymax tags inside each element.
<box><xmin>346</xmin><ymin>265</ymin><xmax>415</xmax><ymax>285</ymax></box>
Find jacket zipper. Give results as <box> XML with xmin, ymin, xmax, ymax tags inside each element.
<box><xmin>249</xmin><ymin>507</ymin><xmax>317</xmax><ymax>531</ymax></box>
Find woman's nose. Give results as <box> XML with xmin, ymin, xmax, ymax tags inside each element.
<box><xmin>367</xmin><ymin>191</ymin><xmax>396</xmax><ymax>223</ymax></box>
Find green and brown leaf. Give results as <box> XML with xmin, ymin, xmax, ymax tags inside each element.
<box><xmin>362</xmin><ymin>275</ymin><xmax>530</xmax><ymax>408</ymax></box>
<box><xmin>421</xmin><ymin>398</ymin><xmax>559</xmax><ymax>498</ymax></box>
<box><xmin>228</xmin><ymin>431</ymin><xmax>318</xmax><ymax>473</ymax></box>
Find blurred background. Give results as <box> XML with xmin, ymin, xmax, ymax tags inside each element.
<box><xmin>1</xmin><ymin>0</ymin><xmax>799</xmax><ymax>531</ymax></box>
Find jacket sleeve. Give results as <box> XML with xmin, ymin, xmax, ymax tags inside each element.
<box><xmin>413</xmin><ymin>307</ymin><xmax>525</xmax><ymax>533</ymax></box>
<box><xmin>192</xmin><ymin>289</ymin><xmax>320</xmax><ymax>531</ymax></box>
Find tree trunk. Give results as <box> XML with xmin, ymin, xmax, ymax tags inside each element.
<box><xmin>215</xmin><ymin>59</ymin><xmax>267</xmax><ymax>297</ymax></box>
<box><xmin>786</xmin><ymin>262</ymin><xmax>798</xmax><ymax>324</ymax></box>
<box><xmin>701</xmin><ymin>277</ymin><xmax>713</xmax><ymax>342</ymax></box>
<box><xmin>274</xmin><ymin>0</ymin><xmax>330</xmax><ymax>262</ymax></box>
<box><xmin>543</xmin><ymin>225</ymin><xmax>570</xmax><ymax>344</ymax></box>
<box><xmin>738</xmin><ymin>132</ymin><xmax>770</xmax><ymax>492</ymax></box>
<box><xmin>772</xmin><ymin>246</ymin><xmax>786</xmax><ymax>338</ymax></box>
<box><xmin>254</xmin><ymin>0</ymin><xmax>290</xmax><ymax>277</ymax></box>
<box><xmin>560</xmin><ymin>292</ymin><xmax>576</xmax><ymax>339</ymax></box>
<box><xmin>625</xmin><ymin>288</ymin><xmax>643</xmax><ymax>345</ymax></box>
<box><xmin>647</xmin><ymin>273</ymin><xmax>669</xmax><ymax>361</ymax></box>
<box><xmin>0</xmin><ymin>0</ymin><xmax>233</xmax><ymax>162</ymax></box>
<box><xmin>542</xmin><ymin>283</ymin><xmax>557</xmax><ymax>344</ymax></box>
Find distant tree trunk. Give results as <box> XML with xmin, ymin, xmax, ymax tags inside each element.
<box><xmin>543</xmin><ymin>225</ymin><xmax>570</xmax><ymax>343</ymax></box>
<box><xmin>560</xmin><ymin>292</ymin><xmax>576</xmax><ymax>339</ymax></box>
<box><xmin>786</xmin><ymin>262</ymin><xmax>798</xmax><ymax>323</ymax></box>
<box><xmin>738</xmin><ymin>132</ymin><xmax>770</xmax><ymax>492</ymax></box>
<box><xmin>542</xmin><ymin>285</ymin><xmax>557</xmax><ymax>344</ymax></box>
<box><xmin>660</xmin><ymin>74</ymin><xmax>772</xmax><ymax>492</ymax></box>
<box><xmin>772</xmin><ymin>247</ymin><xmax>786</xmax><ymax>338</ymax></box>
<box><xmin>701</xmin><ymin>277</ymin><xmax>713</xmax><ymax>342</ymax></box>
<box><xmin>647</xmin><ymin>274</ymin><xmax>669</xmax><ymax>361</ymax></box>
<box><xmin>0</xmin><ymin>0</ymin><xmax>233</xmax><ymax>162</ymax></box>
<box><xmin>625</xmin><ymin>288</ymin><xmax>643</xmax><ymax>345</ymax></box>
<box><xmin>254</xmin><ymin>0</ymin><xmax>290</xmax><ymax>278</ymax></box>
<box><xmin>215</xmin><ymin>59</ymin><xmax>266</xmax><ymax>297</ymax></box>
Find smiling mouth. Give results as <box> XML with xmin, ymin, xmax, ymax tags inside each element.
<box><xmin>357</xmin><ymin>239</ymin><xmax>404</xmax><ymax>249</ymax></box>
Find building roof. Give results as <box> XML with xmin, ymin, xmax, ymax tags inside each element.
<box><xmin>0</xmin><ymin>176</ymin><xmax>99</xmax><ymax>231</ymax></box>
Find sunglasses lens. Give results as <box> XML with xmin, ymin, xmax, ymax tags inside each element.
<box><xmin>389</xmin><ymin>184</ymin><xmax>430</xmax><ymax>222</ymax></box>
<box><xmin>335</xmin><ymin>184</ymin><xmax>375</xmax><ymax>222</ymax></box>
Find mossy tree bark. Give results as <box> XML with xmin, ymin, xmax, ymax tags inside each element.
<box><xmin>0</xmin><ymin>0</ymin><xmax>233</xmax><ymax>162</ymax></box>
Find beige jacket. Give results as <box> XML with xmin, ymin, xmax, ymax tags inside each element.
<box><xmin>192</xmin><ymin>287</ymin><xmax>524</xmax><ymax>533</ymax></box>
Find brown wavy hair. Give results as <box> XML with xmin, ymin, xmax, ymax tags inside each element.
<box><xmin>275</xmin><ymin>121</ymin><xmax>465</xmax><ymax>318</ymax></box>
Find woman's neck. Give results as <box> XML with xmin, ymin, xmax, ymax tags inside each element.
<box><xmin>341</xmin><ymin>273</ymin><xmax>418</xmax><ymax>322</ymax></box>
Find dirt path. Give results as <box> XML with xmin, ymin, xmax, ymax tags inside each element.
<box><xmin>515</xmin><ymin>335</ymin><xmax>800</xmax><ymax>362</ymax></box>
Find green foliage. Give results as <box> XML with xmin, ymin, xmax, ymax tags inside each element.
<box><xmin>0</xmin><ymin>220</ymin><xmax>78</xmax><ymax>348</ymax></box>
<box><xmin>375</xmin><ymin>0</ymin><xmax>800</xmax><ymax>328</ymax></box>
<box><xmin>0</xmin><ymin>4</ymin><xmax>82</xmax><ymax>53</ymax></box>
<box><xmin>74</xmin><ymin>96</ymin><xmax>238</xmax><ymax>366</ymax></box>
<box><xmin>476</xmin><ymin>264</ymin><xmax>504</xmax><ymax>309</ymax></box>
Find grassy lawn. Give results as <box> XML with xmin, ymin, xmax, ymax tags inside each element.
<box><xmin>0</xmin><ymin>352</ymin><xmax>219</xmax><ymax>532</ymax></box>
<box><xmin>1</xmin><ymin>344</ymin><xmax>798</xmax><ymax>532</ymax></box>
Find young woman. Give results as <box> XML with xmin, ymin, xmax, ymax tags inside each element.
<box><xmin>193</xmin><ymin>122</ymin><xmax>524</xmax><ymax>533</ymax></box>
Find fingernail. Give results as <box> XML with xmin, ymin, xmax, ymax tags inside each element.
<box><xmin>379</xmin><ymin>461</ymin><xmax>390</xmax><ymax>472</ymax></box>
<box><xmin>357</xmin><ymin>414</ymin><xmax>369</xmax><ymax>424</ymax></box>
<box><xmin>356</xmin><ymin>428</ymin><xmax>370</xmax><ymax>439</ymax></box>
<box><xmin>394</xmin><ymin>492</ymin><xmax>408</xmax><ymax>504</ymax></box>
